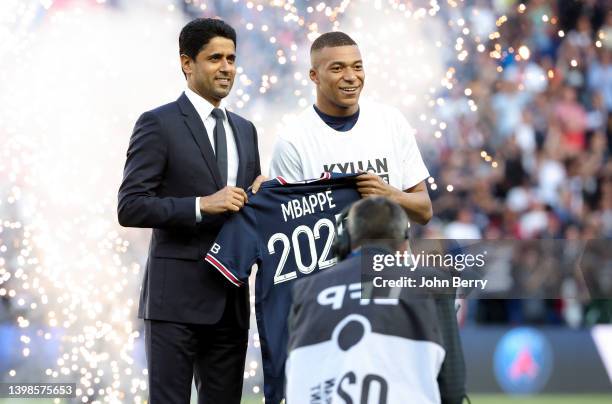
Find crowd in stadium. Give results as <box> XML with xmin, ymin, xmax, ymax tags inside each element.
<box><xmin>419</xmin><ymin>0</ymin><xmax>612</xmax><ymax>326</ymax></box>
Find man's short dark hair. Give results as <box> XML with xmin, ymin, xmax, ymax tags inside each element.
<box><xmin>347</xmin><ymin>197</ymin><xmax>409</xmax><ymax>250</ymax></box>
<box><xmin>179</xmin><ymin>18</ymin><xmax>237</xmax><ymax>60</ymax></box>
<box><xmin>310</xmin><ymin>31</ymin><xmax>357</xmax><ymax>54</ymax></box>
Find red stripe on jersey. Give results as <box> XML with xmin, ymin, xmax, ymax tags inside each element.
<box><xmin>276</xmin><ymin>176</ymin><xmax>288</xmax><ymax>185</ymax></box>
<box><xmin>205</xmin><ymin>254</ymin><xmax>243</xmax><ymax>287</ymax></box>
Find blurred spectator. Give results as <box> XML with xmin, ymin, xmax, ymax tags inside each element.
<box><xmin>601</xmin><ymin>11</ymin><xmax>612</xmax><ymax>50</ymax></box>
<box><xmin>536</xmin><ymin>148</ymin><xmax>566</xmax><ymax>206</ymax></box>
<box><xmin>444</xmin><ymin>208</ymin><xmax>483</xmax><ymax>239</ymax></box>
<box><xmin>587</xmin><ymin>49</ymin><xmax>612</xmax><ymax>112</ymax></box>
<box><xmin>554</xmin><ymin>85</ymin><xmax>588</xmax><ymax>153</ymax></box>
<box><xmin>491</xmin><ymin>80</ymin><xmax>530</xmax><ymax>144</ymax></box>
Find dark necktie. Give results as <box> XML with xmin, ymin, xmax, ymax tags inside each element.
<box><xmin>211</xmin><ymin>108</ymin><xmax>228</xmax><ymax>185</ymax></box>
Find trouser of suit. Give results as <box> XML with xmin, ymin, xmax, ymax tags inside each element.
<box><xmin>144</xmin><ymin>289</ymin><xmax>248</xmax><ymax>404</ymax></box>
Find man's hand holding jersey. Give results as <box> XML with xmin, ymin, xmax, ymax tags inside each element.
<box><xmin>355</xmin><ymin>172</ymin><xmax>433</xmax><ymax>225</ymax></box>
<box><xmin>200</xmin><ymin>187</ymin><xmax>248</xmax><ymax>213</ymax></box>
<box><xmin>199</xmin><ymin>175</ymin><xmax>268</xmax><ymax>214</ymax></box>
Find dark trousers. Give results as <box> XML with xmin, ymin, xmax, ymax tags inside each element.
<box><xmin>144</xmin><ymin>298</ymin><xmax>248</xmax><ymax>404</ymax></box>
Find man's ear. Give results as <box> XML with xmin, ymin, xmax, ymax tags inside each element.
<box><xmin>309</xmin><ymin>68</ymin><xmax>319</xmax><ymax>84</ymax></box>
<box><xmin>180</xmin><ymin>54</ymin><xmax>193</xmax><ymax>76</ymax></box>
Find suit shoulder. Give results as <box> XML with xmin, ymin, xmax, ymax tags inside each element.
<box><xmin>131</xmin><ymin>101</ymin><xmax>181</xmax><ymax>141</ymax></box>
<box><xmin>227</xmin><ymin>110</ymin><xmax>254</xmax><ymax>128</ymax></box>
<box><xmin>144</xmin><ymin>100</ymin><xmax>181</xmax><ymax>119</ymax></box>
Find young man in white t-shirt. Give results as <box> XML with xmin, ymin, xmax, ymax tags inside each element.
<box><xmin>269</xmin><ymin>31</ymin><xmax>432</xmax><ymax>225</ymax></box>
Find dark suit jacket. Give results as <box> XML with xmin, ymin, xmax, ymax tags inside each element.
<box><xmin>118</xmin><ymin>92</ymin><xmax>261</xmax><ymax>326</ymax></box>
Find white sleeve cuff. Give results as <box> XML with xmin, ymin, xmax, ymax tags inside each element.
<box><xmin>195</xmin><ymin>197</ymin><xmax>202</xmax><ymax>223</ymax></box>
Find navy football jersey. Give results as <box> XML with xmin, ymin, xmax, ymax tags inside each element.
<box><xmin>205</xmin><ymin>172</ymin><xmax>361</xmax><ymax>403</ymax></box>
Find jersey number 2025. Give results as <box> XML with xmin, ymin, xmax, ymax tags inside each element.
<box><xmin>268</xmin><ymin>217</ymin><xmax>339</xmax><ymax>284</ymax></box>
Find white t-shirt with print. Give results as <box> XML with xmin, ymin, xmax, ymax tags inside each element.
<box><xmin>269</xmin><ymin>99</ymin><xmax>430</xmax><ymax>190</ymax></box>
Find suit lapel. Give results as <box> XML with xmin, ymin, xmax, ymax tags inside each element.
<box><xmin>227</xmin><ymin>111</ymin><xmax>247</xmax><ymax>189</ymax></box>
<box><xmin>177</xmin><ymin>93</ymin><xmax>223</xmax><ymax>189</ymax></box>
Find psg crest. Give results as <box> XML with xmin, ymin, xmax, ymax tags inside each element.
<box><xmin>493</xmin><ymin>327</ymin><xmax>553</xmax><ymax>394</ymax></box>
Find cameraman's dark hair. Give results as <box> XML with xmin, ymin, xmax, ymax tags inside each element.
<box><xmin>179</xmin><ymin>18</ymin><xmax>236</xmax><ymax>60</ymax></box>
<box><xmin>310</xmin><ymin>31</ymin><xmax>357</xmax><ymax>54</ymax></box>
<box><xmin>347</xmin><ymin>197</ymin><xmax>409</xmax><ymax>250</ymax></box>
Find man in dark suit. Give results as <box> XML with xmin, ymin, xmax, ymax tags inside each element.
<box><xmin>117</xmin><ymin>18</ymin><xmax>264</xmax><ymax>404</ymax></box>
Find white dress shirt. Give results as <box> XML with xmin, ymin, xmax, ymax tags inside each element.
<box><xmin>184</xmin><ymin>88</ymin><xmax>239</xmax><ymax>222</ymax></box>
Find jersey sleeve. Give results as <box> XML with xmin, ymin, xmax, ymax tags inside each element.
<box><xmin>205</xmin><ymin>207</ymin><xmax>260</xmax><ymax>287</ymax></box>
<box><xmin>268</xmin><ymin>136</ymin><xmax>304</xmax><ymax>182</ymax></box>
<box><xmin>393</xmin><ymin>109</ymin><xmax>430</xmax><ymax>190</ymax></box>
